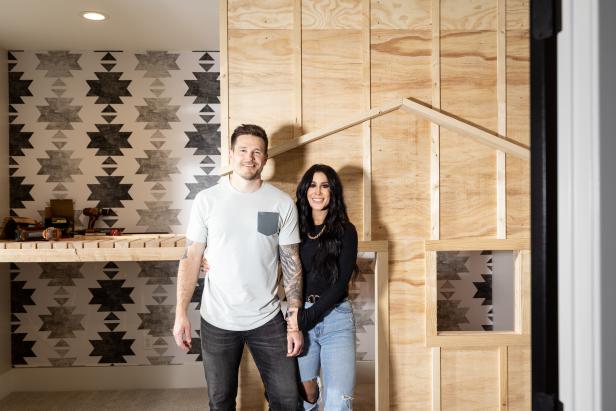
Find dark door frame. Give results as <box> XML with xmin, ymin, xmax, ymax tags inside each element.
<box><xmin>530</xmin><ymin>1</ymin><xmax>563</xmax><ymax>410</ymax></box>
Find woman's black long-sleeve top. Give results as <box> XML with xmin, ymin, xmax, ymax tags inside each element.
<box><xmin>297</xmin><ymin>221</ymin><xmax>358</xmax><ymax>331</ymax></box>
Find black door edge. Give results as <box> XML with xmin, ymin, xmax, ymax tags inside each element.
<box><xmin>530</xmin><ymin>0</ymin><xmax>563</xmax><ymax>410</ymax></box>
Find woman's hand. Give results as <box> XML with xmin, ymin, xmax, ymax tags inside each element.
<box><xmin>200</xmin><ymin>257</ymin><xmax>209</xmax><ymax>273</ymax></box>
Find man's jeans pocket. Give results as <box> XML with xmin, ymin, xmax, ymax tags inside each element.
<box><xmin>257</xmin><ymin>211</ymin><xmax>279</xmax><ymax>236</ymax></box>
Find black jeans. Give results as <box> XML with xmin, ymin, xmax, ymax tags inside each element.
<box><xmin>201</xmin><ymin>313</ymin><xmax>299</xmax><ymax>411</ymax></box>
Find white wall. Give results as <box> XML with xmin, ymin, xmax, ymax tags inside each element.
<box><xmin>0</xmin><ymin>48</ymin><xmax>13</xmax><ymax>399</ymax></box>
<box><xmin>558</xmin><ymin>0</ymin><xmax>616</xmax><ymax>409</ymax></box>
<box><xmin>492</xmin><ymin>251</ymin><xmax>514</xmax><ymax>331</ymax></box>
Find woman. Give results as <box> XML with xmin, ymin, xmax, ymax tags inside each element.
<box><xmin>286</xmin><ymin>164</ymin><xmax>358</xmax><ymax>410</ymax></box>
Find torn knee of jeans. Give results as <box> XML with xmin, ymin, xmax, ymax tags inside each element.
<box><xmin>300</xmin><ymin>378</ymin><xmax>319</xmax><ymax>404</ymax></box>
<box><xmin>341</xmin><ymin>394</ymin><xmax>353</xmax><ymax>408</ymax></box>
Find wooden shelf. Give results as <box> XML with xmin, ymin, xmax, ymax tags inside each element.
<box><xmin>0</xmin><ymin>234</ymin><xmax>186</xmax><ymax>262</ymax></box>
<box><xmin>0</xmin><ymin>237</ymin><xmax>388</xmax><ymax>263</ymax></box>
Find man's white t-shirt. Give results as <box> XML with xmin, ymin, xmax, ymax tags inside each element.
<box><xmin>185</xmin><ymin>176</ymin><xmax>300</xmax><ymax>331</ymax></box>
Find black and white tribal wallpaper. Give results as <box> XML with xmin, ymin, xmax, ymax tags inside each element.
<box><xmin>9</xmin><ymin>50</ymin><xmax>221</xmax><ymax>228</ymax></box>
<box><xmin>9</xmin><ymin>50</ymin><xmax>220</xmax><ymax>367</ymax></box>
<box><xmin>436</xmin><ymin>250</ymin><xmax>494</xmax><ymax>331</ymax></box>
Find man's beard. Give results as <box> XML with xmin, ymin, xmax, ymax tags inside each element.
<box><xmin>237</xmin><ymin>165</ymin><xmax>261</xmax><ymax>180</ymax></box>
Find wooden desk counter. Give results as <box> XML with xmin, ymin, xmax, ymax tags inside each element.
<box><xmin>0</xmin><ymin>234</ymin><xmax>186</xmax><ymax>262</ymax></box>
<box><xmin>0</xmin><ymin>237</ymin><xmax>387</xmax><ymax>263</ymax></box>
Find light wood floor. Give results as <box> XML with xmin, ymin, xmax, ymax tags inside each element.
<box><xmin>0</xmin><ymin>387</ymin><xmax>374</xmax><ymax>410</ymax></box>
<box><xmin>0</xmin><ymin>389</ymin><xmax>208</xmax><ymax>411</ymax></box>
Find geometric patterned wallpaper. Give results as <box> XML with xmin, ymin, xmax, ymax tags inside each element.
<box><xmin>8</xmin><ymin>50</ymin><xmax>220</xmax><ymax>231</ymax></box>
<box><xmin>11</xmin><ymin>261</ymin><xmax>204</xmax><ymax>367</ymax></box>
<box><xmin>437</xmin><ymin>250</ymin><xmax>494</xmax><ymax>331</ymax></box>
<box><xmin>8</xmin><ymin>50</ymin><xmax>220</xmax><ymax>367</ymax></box>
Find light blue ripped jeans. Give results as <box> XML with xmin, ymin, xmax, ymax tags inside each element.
<box><xmin>298</xmin><ymin>299</ymin><xmax>356</xmax><ymax>410</ymax></box>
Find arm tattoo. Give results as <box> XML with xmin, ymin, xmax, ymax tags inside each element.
<box><xmin>279</xmin><ymin>244</ymin><xmax>303</xmax><ymax>308</ymax></box>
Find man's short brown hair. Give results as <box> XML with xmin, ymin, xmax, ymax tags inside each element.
<box><xmin>230</xmin><ymin>124</ymin><xmax>268</xmax><ymax>154</ymax></box>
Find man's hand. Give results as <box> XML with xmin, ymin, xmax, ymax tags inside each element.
<box><xmin>174</xmin><ymin>239</ymin><xmax>205</xmax><ymax>353</ymax></box>
<box><xmin>287</xmin><ymin>329</ymin><xmax>303</xmax><ymax>357</ymax></box>
<box><xmin>285</xmin><ymin>307</ymin><xmax>300</xmax><ymax>331</ymax></box>
<box><xmin>173</xmin><ymin>314</ymin><xmax>192</xmax><ymax>352</ymax></box>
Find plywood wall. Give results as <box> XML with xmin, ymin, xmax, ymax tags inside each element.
<box><xmin>221</xmin><ymin>0</ymin><xmax>530</xmax><ymax>409</ymax></box>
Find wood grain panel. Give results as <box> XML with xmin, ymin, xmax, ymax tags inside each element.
<box><xmin>506</xmin><ymin>30</ymin><xmax>530</xmax><ymax>238</ymax></box>
<box><xmin>302</xmin><ymin>29</ymin><xmax>364</xmax><ymax>131</ymax></box>
<box><xmin>440</xmin><ymin>0</ymin><xmax>497</xmax><ymax>31</ymax></box>
<box><xmin>389</xmin><ymin>348</ymin><xmax>432</xmax><ymax>409</ymax></box>
<box><xmin>228</xmin><ymin>29</ymin><xmax>295</xmax><ymax>143</ymax></box>
<box><xmin>506</xmin><ymin>0</ymin><xmax>530</xmax><ymax>31</ymax></box>
<box><xmin>441</xmin><ymin>348</ymin><xmax>500</xmax><ymax>410</ymax></box>
<box><xmin>302</xmin><ymin>0</ymin><xmax>364</xmax><ymax>29</ymax></box>
<box><xmin>371</xmin><ymin>112</ymin><xmax>431</xmax><ymax>240</ymax></box>
<box><xmin>440</xmin><ymin>30</ymin><xmax>497</xmax><ymax>129</ymax></box>
<box><xmin>507</xmin><ymin>346</ymin><xmax>531</xmax><ymax>410</ymax></box>
<box><xmin>371</xmin><ymin>0</ymin><xmax>432</xmax><ymax>30</ymax></box>
<box><xmin>439</xmin><ymin>129</ymin><xmax>496</xmax><ymax>239</ymax></box>
<box><xmin>371</xmin><ymin>30</ymin><xmax>432</xmax><ymax>104</ymax></box>
<box><xmin>440</xmin><ymin>29</ymin><xmax>497</xmax><ymax>240</ymax></box>
<box><xmin>388</xmin><ymin>240</ymin><xmax>427</xmax><ymax>345</ymax></box>
<box><xmin>228</xmin><ymin>0</ymin><xmax>293</xmax><ymax>29</ymax></box>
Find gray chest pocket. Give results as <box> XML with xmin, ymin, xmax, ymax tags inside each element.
<box><xmin>257</xmin><ymin>212</ymin><xmax>279</xmax><ymax>236</ymax></box>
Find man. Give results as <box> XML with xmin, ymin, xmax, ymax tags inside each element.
<box><xmin>173</xmin><ymin>124</ymin><xmax>303</xmax><ymax>410</ymax></box>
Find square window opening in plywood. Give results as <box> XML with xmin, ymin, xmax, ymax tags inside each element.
<box><xmin>437</xmin><ymin>250</ymin><xmax>514</xmax><ymax>332</ymax></box>
<box><xmin>424</xmin><ymin>239</ymin><xmax>530</xmax><ymax>348</ymax></box>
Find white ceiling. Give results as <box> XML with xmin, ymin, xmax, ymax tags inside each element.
<box><xmin>0</xmin><ymin>0</ymin><xmax>220</xmax><ymax>51</ymax></box>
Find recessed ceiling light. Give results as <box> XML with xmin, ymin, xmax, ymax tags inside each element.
<box><xmin>82</xmin><ymin>11</ymin><xmax>107</xmax><ymax>21</ymax></box>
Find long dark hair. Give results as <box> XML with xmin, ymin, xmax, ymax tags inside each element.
<box><xmin>296</xmin><ymin>164</ymin><xmax>356</xmax><ymax>285</ymax></box>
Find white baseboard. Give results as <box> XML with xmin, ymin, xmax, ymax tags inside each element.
<box><xmin>8</xmin><ymin>364</ymin><xmax>205</xmax><ymax>392</ymax></box>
